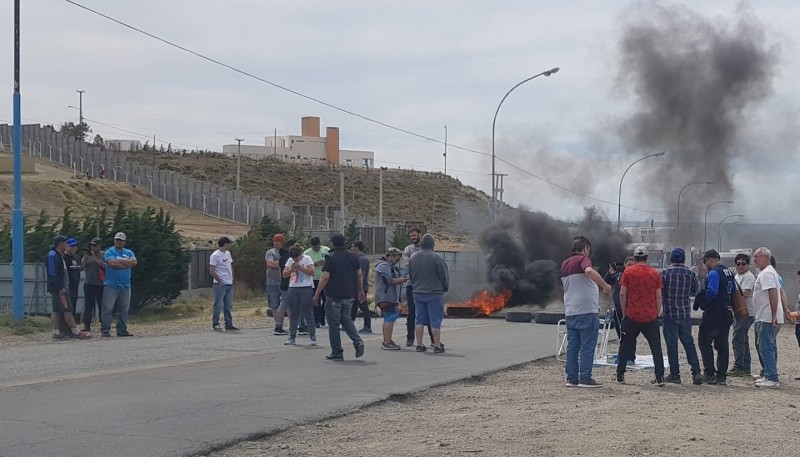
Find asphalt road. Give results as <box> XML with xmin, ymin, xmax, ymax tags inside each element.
<box><xmin>0</xmin><ymin>318</ymin><xmax>557</xmax><ymax>457</ymax></box>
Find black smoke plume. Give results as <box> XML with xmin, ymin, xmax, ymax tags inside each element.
<box><xmin>481</xmin><ymin>207</ymin><xmax>630</xmax><ymax>306</ymax></box>
<box><xmin>616</xmin><ymin>3</ymin><xmax>778</xmax><ymax>223</ymax></box>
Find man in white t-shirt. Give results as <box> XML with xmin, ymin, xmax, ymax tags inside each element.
<box><xmin>752</xmin><ymin>247</ymin><xmax>782</xmax><ymax>387</ymax></box>
<box><xmin>728</xmin><ymin>253</ymin><xmax>756</xmax><ymax>377</ymax></box>
<box><xmin>210</xmin><ymin>237</ymin><xmax>238</xmax><ymax>332</ymax></box>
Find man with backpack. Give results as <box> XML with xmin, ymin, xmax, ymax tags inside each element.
<box><xmin>695</xmin><ymin>249</ymin><xmax>736</xmax><ymax>385</ymax></box>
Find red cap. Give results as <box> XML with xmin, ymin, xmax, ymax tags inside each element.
<box><xmin>272</xmin><ymin>233</ymin><xmax>285</xmax><ymax>243</ymax></box>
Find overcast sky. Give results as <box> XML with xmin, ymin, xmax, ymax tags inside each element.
<box><xmin>1</xmin><ymin>1</ymin><xmax>798</xmax><ymax>224</ymax></box>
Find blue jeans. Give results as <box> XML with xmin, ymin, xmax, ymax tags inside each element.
<box><xmin>731</xmin><ymin>316</ymin><xmax>754</xmax><ymax>372</ymax></box>
<box><xmin>266</xmin><ymin>284</ymin><xmax>281</xmax><ymax>311</ymax></box>
<box><xmin>325</xmin><ymin>297</ymin><xmax>362</xmax><ymax>357</ymax></box>
<box><xmin>565</xmin><ymin>312</ymin><xmax>599</xmax><ymax>384</ymax></box>
<box><xmin>101</xmin><ymin>286</ymin><xmax>131</xmax><ymax>335</ymax></box>
<box><xmin>662</xmin><ymin>317</ymin><xmax>701</xmax><ymax>377</ymax></box>
<box><xmin>754</xmin><ymin>321</ymin><xmax>780</xmax><ymax>382</ymax></box>
<box><xmin>212</xmin><ymin>283</ymin><xmax>233</xmax><ymax>327</ymax></box>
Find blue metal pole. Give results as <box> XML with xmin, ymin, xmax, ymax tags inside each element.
<box><xmin>12</xmin><ymin>0</ymin><xmax>25</xmax><ymax>320</ymax></box>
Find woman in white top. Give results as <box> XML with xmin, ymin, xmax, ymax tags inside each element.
<box><xmin>283</xmin><ymin>244</ymin><xmax>318</xmax><ymax>345</ymax></box>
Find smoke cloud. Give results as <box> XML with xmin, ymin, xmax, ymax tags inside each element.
<box><xmin>616</xmin><ymin>2</ymin><xmax>779</xmax><ymax>222</ymax></box>
<box><xmin>480</xmin><ymin>207</ymin><xmax>629</xmax><ymax>306</ymax></box>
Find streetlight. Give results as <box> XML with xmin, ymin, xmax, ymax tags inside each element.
<box><xmin>703</xmin><ymin>200</ymin><xmax>733</xmax><ymax>252</ymax></box>
<box><xmin>616</xmin><ymin>151</ymin><xmax>666</xmax><ymax>231</ymax></box>
<box><xmin>717</xmin><ymin>214</ymin><xmax>744</xmax><ymax>251</ymax></box>
<box><xmin>720</xmin><ymin>219</ymin><xmax>742</xmax><ymax>251</ymax></box>
<box><xmin>235</xmin><ymin>137</ymin><xmax>243</xmax><ymax>191</ymax></box>
<box><xmin>677</xmin><ymin>181</ymin><xmax>713</xmax><ymax>228</ymax></box>
<box><xmin>490</xmin><ymin>66</ymin><xmax>560</xmax><ymax>222</ymax></box>
<box><xmin>443</xmin><ymin>125</ymin><xmax>447</xmax><ymax>175</ymax></box>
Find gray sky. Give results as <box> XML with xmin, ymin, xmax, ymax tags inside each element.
<box><xmin>1</xmin><ymin>1</ymin><xmax>798</xmax><ymax>223</ymax></box>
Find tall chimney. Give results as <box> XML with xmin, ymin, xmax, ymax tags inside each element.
<box><xmin>301</xmin><ymin>116</ymin><xmax>320</xmax><ymax>137</ymax></box>
<box><xmin>326</xmin><ymin>127</ymin><xmax>340</xmax><ymax>165</ymax></box>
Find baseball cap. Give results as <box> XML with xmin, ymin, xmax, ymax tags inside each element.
<box><xmin>90</xmin><ymin>237</ymin><xmax>102</xmax><ymax>245</ymax></box>
<box><xmin>669</xmin><ymin>247</ymin><xmax>685</xmax><ymax>263</ymax></box>
<box><xmin>703</xmin><ymin>249</ymin><xmax>720</xmax><ymax>260</ymax></box>
<box><xmin>633</xmin><ymin>245</ymin><xmax>648</xmax><ymax>257</ymax></box>
<box><xmin>218</xmin><ymin>236</ymin><xmax>233</xmax><ymax>247</ymax></box>
<box><xmin>66</xmin><ymin>238</ymin><xmax>78</xmax><ymax>247</ymax></box>
<box><xmin>386</xmin><ymin>247</ymin><xmax>402</xmax><ymax>256</ymax></box>
<box><xmin>114</xmin><ymin>232</ymin><xmax>127</xmax><ymax>241</ymax></box>
<box><xmin>272</xmin><ymin>233</ymin><xmax>285</xmax><ymax>243</ymax></box>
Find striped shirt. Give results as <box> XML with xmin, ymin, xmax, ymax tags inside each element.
<box><xmin>660</xmin><ymin>264</ymin><xmax>699</xmax><ymax>320</ymax></box>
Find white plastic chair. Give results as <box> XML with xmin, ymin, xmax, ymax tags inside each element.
<box><xmin>556</xmin><ymin>309</ymin><xmax>613</xmax><ymax>361</ymax></box>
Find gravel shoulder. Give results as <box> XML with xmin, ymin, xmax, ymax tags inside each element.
<box><xmin>210</xmin><ymin>324</ymin><xmax>800</xmax><ymax>457</ymax></box>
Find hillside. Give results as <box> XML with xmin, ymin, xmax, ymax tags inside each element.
<box><xmin>129</xmin><ymin>151</ymin><xmax>495</xmax><ymax>239</ymax></box>
<box><xmin>0</xmin><ymin>160</ymin><xmax>250</xmax><ymax>244</ymax></box>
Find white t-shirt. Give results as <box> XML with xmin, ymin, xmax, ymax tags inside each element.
<box><xmin>209</xmin><ymin>249</ymin><xmax>233</xmax><ymax>285</ymax></box>
<box><xmin>752</xmin><ymin>265</ymin><xmax>783</xmax><ymax>324</ymax></box>
<box><xmin>285</xmin><ymin>255</ymin><xmax>315</xmax><ymax>288</ymax></box>
<box><xmin>735</xmin><ymin>271</ymin><xmax>756</xmax><ymax>315</ymax></box>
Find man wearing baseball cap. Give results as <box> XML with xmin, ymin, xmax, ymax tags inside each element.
<box><xmin>660</xmin><ymin>248</ymin><xmax>702</xmax><ymax>385</ymax></box>
<box><xmin>615</xmin><ymin>245</ymin><xmax>666</xmax><ymax>386</ymax></box>
<box><xmin>46</xmin><ymin>235</ymin><xmax>91</xmax><ymax>340</ymax></box>
<box><xmin>210</xmin><ymin>236</ymin><xmax>238</xmax><ymax>331</ymax></box>
<box><xmin>697</xmin><ymin>249</ymin><xmax>735</xmax><ymax>385</ymax></box>
<box><xmin>101</xmin><ymin>232</ymin><xmax>137</xmax><ymax>337</ymax></box>
<box><xmin>63</xmin><ymin>238</ymin><xmax>82</xmax><ymax>323</ymax></box>
<box><xmin>265</xmin><ymin>233</ymin><xmax>289</xmax><ymax>335</ymax></box>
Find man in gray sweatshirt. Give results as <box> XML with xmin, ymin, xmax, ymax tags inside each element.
<box><xmin>408</xmin><ymin>234</ymin><xmax>449</xmax><ymax>353</ymax></box>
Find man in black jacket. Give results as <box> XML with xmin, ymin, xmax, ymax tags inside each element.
<box><xmin>697</xmin><ymin>249</ymin><xmax>735</xmax><ymax>384</ymax></box>
<box><xmin>46</xmin><ymin>236</ymin><xmax>90</xmax><ymax>340</ymax></box>
<box><xmin>313</xmin><ymin>234</ymin><xmax>366</xmax><ymax>361</ymax></box>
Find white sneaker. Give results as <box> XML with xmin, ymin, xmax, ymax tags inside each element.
<box><xmin>310</xmin><ymin>337</ymin><xmax>317</xmax><ymax>346</ymax></box>
<box><xmin>284</xmin><ymin>339</ymin><xmax>296</xmax><ymax>346</ymax></box>
<box><xmin>755</xmin><ymin>379</ymin><xmax>780</xmax><ymax>388</ymax></box>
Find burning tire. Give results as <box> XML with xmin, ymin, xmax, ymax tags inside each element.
<box><xmin>505</xmin><ymin>311</ymin><xmax>533</xmax><ymax>323</ymax></box>
<box><xmin>534</xmin><ymin>311</ymin><xmax>565</xmax><ymax>325</ymax></box>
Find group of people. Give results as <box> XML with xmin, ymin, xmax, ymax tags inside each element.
<box><xmin>46</xmin><ymin>232</ymin><xmax>137</xmax><ymax>339</ymax></box>
<box><xmin>210</xmin><ymin>227</ymin><xmax>450</xmax><ymax>361</ymax></box>
<box><xmin>562</xmin><ymin>236</ymin><xmax>799</xmax><ymax>389</ymax></box>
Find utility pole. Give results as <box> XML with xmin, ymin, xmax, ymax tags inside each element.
<box><xmin>76</xmin><ymin>89</ymin><xmax>85</xmax><ymax>141</ymax></box>
<box><xmin>152</xmin><ymin>134</ymin><xmax>156</xmax><ymax>168</ymax></box>
<box><xmin>378</xmin><ymin>167</ymin><xmax>385</xmax><ymax>226</ymax></box>
<box><xmin>273</xmin><ymin>128</ymin><xmax>277</xmax><ymax>157</ymax></box>
<box><xmin>11</xmin><ymin>0</ymin><xmax>25</xmax><ymax>320</ymax></box>
<box><xmin>340</xmin><ymin>171</ymin><xmax>346</xmax><ymax>232</ymax></box>
<box><xmin>443</xmin><ymin>125</ymin><xmax>447</xmax><ymax>175</ymax></box>
<box><xmin>235</xmin><ymin>137</ymin><xmax>243</xmax><ymax>191</ymax></box>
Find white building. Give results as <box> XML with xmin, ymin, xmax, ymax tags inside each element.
<box><xmin>105</xmin><ymin>139</ymin><xmax>142</xmax><ymax>152</ymax></box>
<box><xmin>222</xmin><ymin>116</ymin><xmax>374</xmax><ymax>168</ymax></box>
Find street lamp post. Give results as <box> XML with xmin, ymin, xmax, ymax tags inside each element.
<box><xmin>443</xmin><ymin>125</ymin><xmax>447</xmax><ymax>175</ymax></box>
<box><xmin>235</xmin><ymin>137</ymin><xmax>243</xmax><ymax>191</ymax></box>
<box><xmin>616</xmin><ymin>151</ymin><xmax>666</xmax><ymax>231</ymax></box>
<box><xmin>717</xmin><ymin>214</ymin><xmax>744</xmax><ymax>251</ymax></box>
<box><xmin>720</xmin><ymin>220</ymin><xmax>741</xmax><ymax>251</ymax></box>
<box><xmin>676</xmin><ymin>181</ymin><xmax>713</xmax><ymax>228</ymax></box>
<box><xmin>703</xmin><ymin>200</ymin><xmax>734</xmax><ymax>252</ymax></box>
<box><xmin>491</xmin><ymin>67</ymin><xmax>560</xmax><ymax>223</ymax></box>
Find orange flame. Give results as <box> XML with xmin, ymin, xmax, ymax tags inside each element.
<box><xmin>451</xmin><ymin>289</ymin><xmax>513</xmax><ymax>316</ymax></box>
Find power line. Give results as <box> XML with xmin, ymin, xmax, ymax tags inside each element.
<box><xmin>62</xmin><ymin>0</ymin><xmax>660</xmax><ymax>215</ymax></box>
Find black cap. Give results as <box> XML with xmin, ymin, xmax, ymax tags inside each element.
<box><xmin>703</xmin><ymin>249</ymin><xmax>721</xmax><ymax>260</ymax></box>
<box><xmin>218</xmin><ymin>236</ymin><xmax>233</xmax><ymax>247</ymax></box>
<box><xmin>90</xmin><ymin>237</ymin><xmax>102</xmax><ymax>245</ymax></box>
<box><xmin>52</xmin><ymin>235</ymin><xmax>67</xmax><ymax>247</ymax></box>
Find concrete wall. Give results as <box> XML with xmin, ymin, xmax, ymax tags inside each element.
<box><xmin>0</xmin><ymin>123</ymin><xmax>296</xmax><ymax>229</ymax></box>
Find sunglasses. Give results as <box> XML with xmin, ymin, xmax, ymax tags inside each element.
<box><xmin>736</xmin><ymin>262</ymin><xmax>748</xmax><ymax>266</ymax></box>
